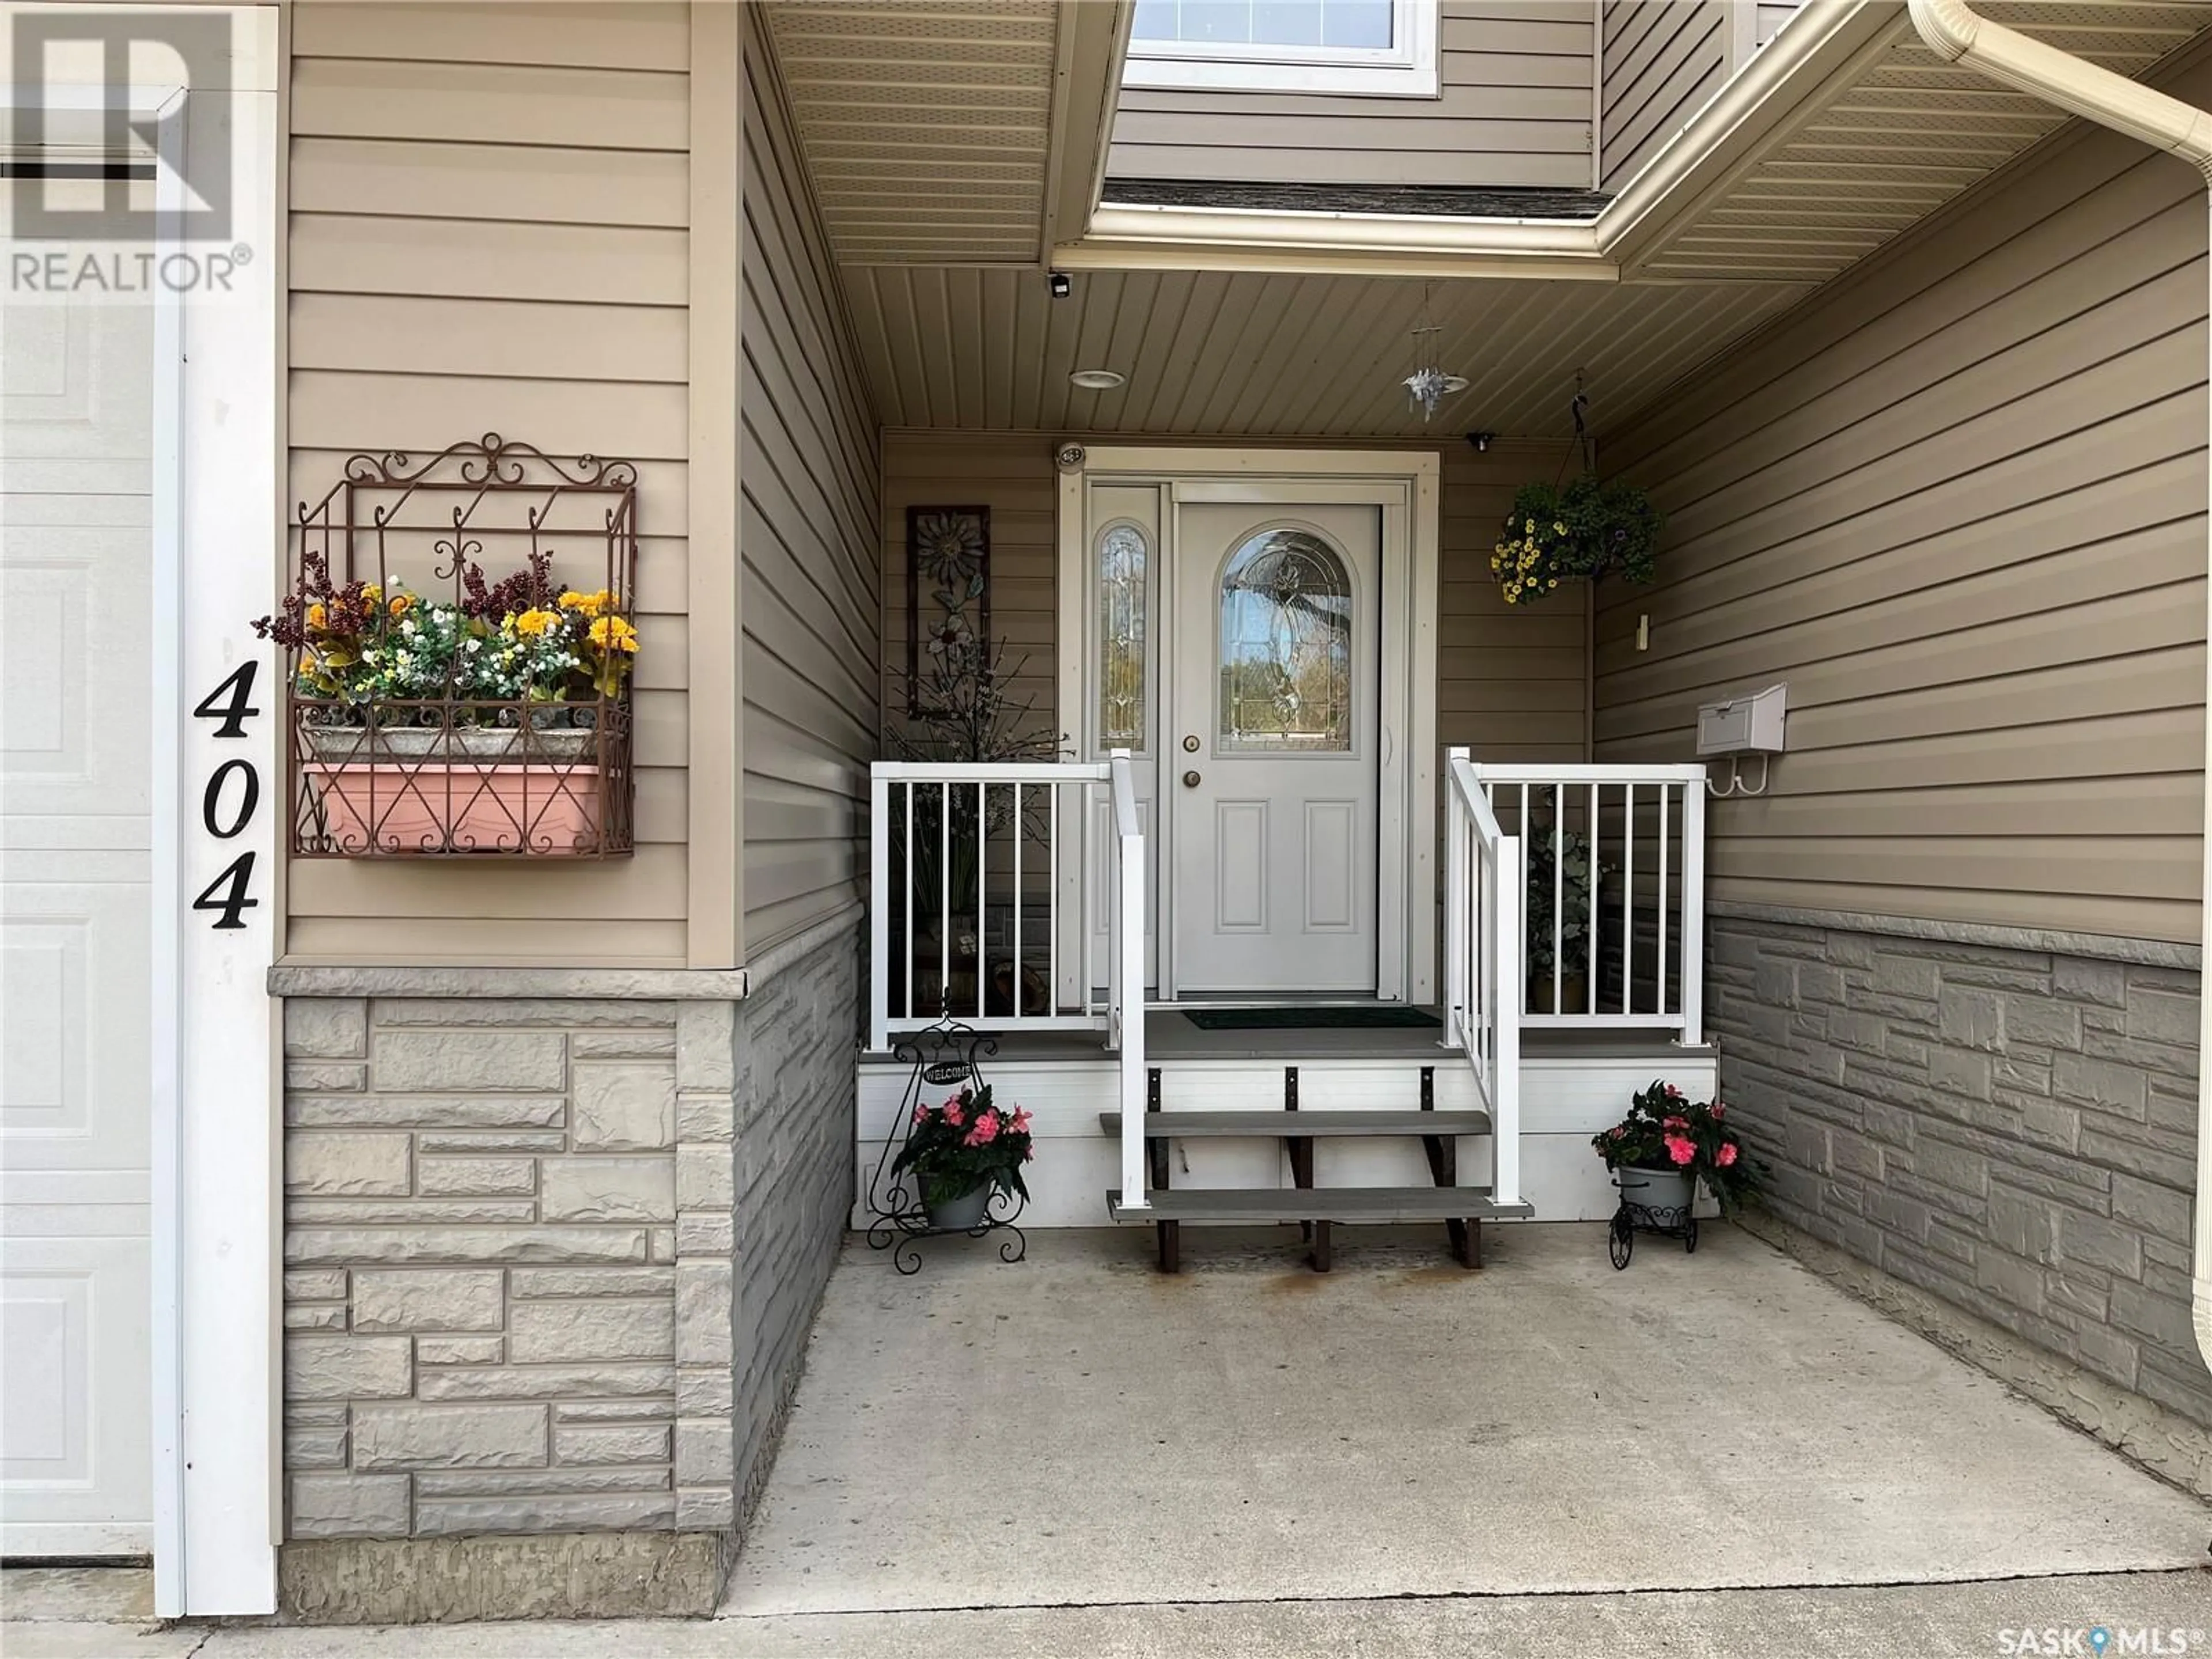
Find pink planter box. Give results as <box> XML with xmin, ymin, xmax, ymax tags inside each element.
<box><xmin>304</xmin><ymin>762</ymin><xmax>605</xmax><ymax>854</ymax></box>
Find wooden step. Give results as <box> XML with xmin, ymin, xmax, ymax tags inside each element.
<box><xmin>1107</xmin><ymin>1187</ymin><xmax>1534</xmax><ymax>1224</ymax></box>
<box><xmin>1099</xmin><ymin>1109</ymin><xmax>1491</xmax><ymax>1138</ymax></box>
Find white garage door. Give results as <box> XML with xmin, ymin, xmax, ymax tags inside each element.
<box><xmin>0</xmin><ymin>180</ymin><xmax>157</xmax><ymax>1556</ymax></box>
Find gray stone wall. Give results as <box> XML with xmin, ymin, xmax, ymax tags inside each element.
<box><xmin>1710</xmin><ymin>913</ymin><xmax>2211</xmax><ymax>1426</ymax></box>
<box><xmin>732</xmin><ymin>921</ymin><xmax>861</xmax><ymax>1519</ymax></box>
<box><xmin>280</xmin><ymin>994</ymin><xmax>740</xmax><ymax>1538</ymax></box>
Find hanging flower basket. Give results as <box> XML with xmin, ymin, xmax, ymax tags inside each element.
<box><xmin>1491</xmin><ymin>474</ymin><xmax>1662</xmax><ymax>606</ymax></box>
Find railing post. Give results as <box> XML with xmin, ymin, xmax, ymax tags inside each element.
<box><xmin>1681</xmin><ymin>774</ymin><xmax>1707</xmax><ymax>1046</ymax></box>
<box><xmin>1109</xmin><ymin>749</ymin><xmax>1147</xmax><ymax>1211</ymax></box>
<box><xmin>869</xmin><ymin>767</ymin><xmax>889</xmax><ymax>1054</ymax></box>
<box><xmin>1494</xmin><ymin>831</ymin><xmax>1523</xmax><ymax>1207</ymax></box>
<box><xmin>1444</xmin><ymin>747</ymin><xmax>1469</xmax><ymax>1052</ymax></box>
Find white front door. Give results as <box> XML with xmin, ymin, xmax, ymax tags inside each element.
<box><xmin>1169</xmin><ymin>502</ymin><xmax>1381</xmax><ymax>995</ymax></box>
<box><xmin>0</xmin><ymin>185</ymin><xmax>157</xmax><ymax>1555</ymax></box>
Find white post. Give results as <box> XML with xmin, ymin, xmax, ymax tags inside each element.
<box><xmin>1681</xmin><ymin>777</ymin><xmax>1706</xmax><ymax>1046</ymax></box>
<box><xmin>1444</xmin><ymin>747</ymin><xmax>1470</xmax><ymax>1052</ymax></box>
<box><xmin>869</xmin><ymin>768</ymin><xmax>890</xmax><ymax>1052</ymax></box>
<box><xmin>1110</xmin><ymin>750</ymin><xmax>1148</xmax><ymax>1210</ymax></box>
<box><xmin>1494</xmin><ymin>832</ymin><xmax>1524</xmax><ymax>1207</ymax></box>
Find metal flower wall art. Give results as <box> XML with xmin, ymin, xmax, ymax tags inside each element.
<box><xmin>906</xmin><ymin>506</ymin><xmax>991</xmax><ymax>715</ymax></box>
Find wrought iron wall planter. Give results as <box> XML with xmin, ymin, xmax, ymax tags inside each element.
<box><xmin>865</xmin><ymin>1018</ymin><xmax>1028</xmax><ymax>1275</ymax></box>
<box><xmin>278</xmin><ymin>434</ymin><xmax>639</xmax><ymax>858</ymax></box>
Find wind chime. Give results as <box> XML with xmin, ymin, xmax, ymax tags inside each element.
<box><xmin>1401</xmin><ymin>282</ymin><xmax>1469</xmax><ymax>421</ymax></box>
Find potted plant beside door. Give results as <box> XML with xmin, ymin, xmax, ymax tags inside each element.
<box><xmin>1592</xmin><ymin>1081</ymin><xmax>1755</xmax><ymax>1228</ymax></box>
<box><xmin>891</xmin><ymin>1084</ymin><xmax>1035</xmax><ymax>1233</ymax></box>
<box><xmin>1525</xmin><ymin>827</ymin><xmax>1607</xmax><ymax>1014</ymax></box>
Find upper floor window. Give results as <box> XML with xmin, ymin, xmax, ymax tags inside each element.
<box><xmin>1124</xmin><ymin>0</ymin><xmax>1439</xmax><ymax>97</ymax></box>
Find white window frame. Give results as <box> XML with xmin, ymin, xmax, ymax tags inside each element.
<box><xmin>1122</xmin><ymin>0</ymin><xmax>1440</xmax><ymax>97</ymax></box>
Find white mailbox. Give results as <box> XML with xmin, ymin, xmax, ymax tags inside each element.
<box><xmin>1697</xmin><ymin>683</ymin><xmax>1787</xmax><ymax>757</ymax></box>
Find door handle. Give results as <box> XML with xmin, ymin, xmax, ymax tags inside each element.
<box><xmin>1182</xmin><ymin>770</ymin><xmax>1202</xmax><ymax>789</ymax></box>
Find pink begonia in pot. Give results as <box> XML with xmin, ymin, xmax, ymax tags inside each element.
<box><xmin>1592</xmin><ymin>1080</ymin><xmax>1758</xmax><ymax>1215</ymax></box>
<box><xmin>892</xmin><ymin>1083</ymin><xmax>1034</xmax><ymax>1232</ymax></box>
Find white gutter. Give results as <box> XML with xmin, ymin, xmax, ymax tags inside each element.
<box><xmin>1906</xmin><ymin>0</ymin><xmax>2212</xmax><ymax>1382</ymax></box>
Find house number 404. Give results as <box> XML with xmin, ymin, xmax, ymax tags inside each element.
<box><xmin>189</xmin><ymin>660</ymin><xmax>263</xmax><ymax>930</ymax></box>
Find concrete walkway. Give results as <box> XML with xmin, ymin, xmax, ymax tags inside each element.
<box><xmin>10</xmin><ymin>1222</ymin><xmax>2209</xmax><ymax>1657</ymax></box>
<box><xmin>725</xmin><ymin>1224</ymin><xmax>2207</xmax><ymax>1615</ymax></box>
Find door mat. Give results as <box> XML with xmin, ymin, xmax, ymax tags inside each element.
<box><xmin>1180</xmin><ymin>1006</ymin><xmax>1441</xmax><ymax>1031</ymax></box>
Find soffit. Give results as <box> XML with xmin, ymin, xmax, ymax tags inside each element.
<box><xmin>846</xmin><ymin>265</ymin><xmax>1812</xmax><ymax>438</ymax></box>
<box><xmin>1631</xmin><ymin>1</ymin><xmax>2212</xmax><ymax>281</ymax></box>
<box><xmin>759</xmin><ymin>1</ymin><xmax>1059</xmax><ymax>264</ymax></box>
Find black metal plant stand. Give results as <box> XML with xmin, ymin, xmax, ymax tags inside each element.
<box><xmin>865</xmin><ymin>1017</ymin><xmax>1028</xmax><ymax>1275</ymax></box>
<box><xmin>1607</xmin><ymin>1169</ymin><xmax>1699</xmax><ymax>1269</ymax></box>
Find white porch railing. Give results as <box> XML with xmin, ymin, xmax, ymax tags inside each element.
<box><xmin>1443</xmin><ymin>749</ymin><xmax>1523</xmax><ymax>1207</ymax></box>
<box><xmin>867</xmin><ymin>756</ymin><xmax>1149</xmax><ymax>1207</ymax></box>
<box><xmin>1472</xmin><ymin>762</ymin><xmax>1709</xmax><ymax>1043</ymax></box>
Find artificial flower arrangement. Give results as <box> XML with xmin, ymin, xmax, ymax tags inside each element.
<box><xmin>1591</xmin><ymin>1080</ymin><xmax>1756</xmax><ymax>1213</ymax></box>
<box><xmin>1491</xmin><ymin>473</ymin><xmax>1663</xmax><ymax>606</ymax></box>
<box><xmin>891</xmin><ymin>1083</ymin><xmax>1034</xmax><ymax>1217</ymax></box>
<box><xmin>253</xmin><ymin>546</ymin><xmax>639</xmax><ymax>718</ymax></box>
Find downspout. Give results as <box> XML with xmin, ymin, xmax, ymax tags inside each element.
<box><xmin>1906</xmin><ymin>0</ymin><xmax>2212</xmax><ymax>1381</ymax></box>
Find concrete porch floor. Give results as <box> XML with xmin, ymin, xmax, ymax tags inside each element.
<box><xmin>724</xmin><ymin>1222</ymin><xmax>2210</xmax><ymax>1618</ymax></box>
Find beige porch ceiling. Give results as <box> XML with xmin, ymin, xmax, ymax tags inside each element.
<box><xmin>1623</xmin><ymin>1</ymin><xmax>2212</xmax><ymax>281</ymax></box>
<box><xmin>843</xmin><ymin>264</ymin><xmax>1812</xmax><ymax>438</ymax></box>
<box><xmin>766</xmin><ymin>1</ymin><xmax>2212</xmax><ymax>438</ymax></box>
<box><xmin>758</xmin><ymin>0</ymin><xmax>1124</xmax><ymax>264</ymax></box>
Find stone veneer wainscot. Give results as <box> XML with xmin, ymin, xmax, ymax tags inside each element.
<box><xmin>1708</xmin><ymin>908</ymin><xmax>2210</xmax><ymax>1429</ymax></box>
<box><xmin>273</xmin><ymin>913</ymin><xmax>861</xmax><ymax>1618</ymax></box>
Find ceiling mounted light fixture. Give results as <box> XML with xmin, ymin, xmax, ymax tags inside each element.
<box><xmin>1070</xmin><ymin>368</ymin><xmax>1126</xmax><ymax>391</ymax></box>
<box><xmin>1402</xmin><ymin>283</ymin><xmax>1468</xmax><ymax>422</ymax></box>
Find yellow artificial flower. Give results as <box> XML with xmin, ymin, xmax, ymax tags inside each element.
<box><xmin>559</xmin><ymin>588</ymin><xmax>613</xmax><ymax>616</ymax></box>
<box><xmin>306</xmin><ymin>601</ymin><xmax>328</xmax><ymax>631</ymax></box>
<box><xmin>388</xmin><ymin>593</ymin><xmax>414</xmax><ymax>618</ymax></box>
<box><xmin>513</xmin><ymin>608</ymin><xmax>558</xmax><ymax>638</ymax></box>
<box><xmin>361</xmin><ymin>583</ymin><xmax>382</xmax><ymax>604</ymax></box>
<box><xmin>588</xmin><ymin>614</ymin><xmax>639</xmax><ymax>654</ymax></box>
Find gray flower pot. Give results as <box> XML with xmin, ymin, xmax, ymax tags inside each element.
<box><xmin>1616</xmin><ymin>1165</ymin><xmax>1694</xmax><ymax>1214</ymax></box>
<box><xmin>923</xmin><ymin>1182</ymin><xmax>993</xmax><ymax>1233</ymax></box>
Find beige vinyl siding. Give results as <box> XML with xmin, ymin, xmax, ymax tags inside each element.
<box><xmin>1599</xmin><ymin>0</ymin><xmax>1727</xmax><ymax>191</ymax></box>
<box><xmin>741</xmin><ymin>13</ymin><xmax>883</xmax><ymax>955</ymax></box>
<box><xmin>879</xmin><ymin>434</ymin><xmax>1586</xmax><ymax>766</ymax></box>
<box><xmin>282</xmin><ymin>2</ymin><xmax>691</xmax><ymax>967</ymax></box>
<box><xmin>881</xmin><ymin>438</ymin><xmax>1059</xmax><ymax>743</ymax></box>
<box><xmin>1593</xmin><ymin>86</ymin><xmax>2210</xmax><ymax>947</ymax></box>
<box><xmin>1107</xmin><ymin>1</ymin><xmax>1596</xmax><ymax>191</ymax></box>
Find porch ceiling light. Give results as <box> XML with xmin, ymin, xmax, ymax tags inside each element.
<box><xmin>1070</xmin><ymin>368</ymin><xmax>1126</xmax><ymax>391</ymax></box>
